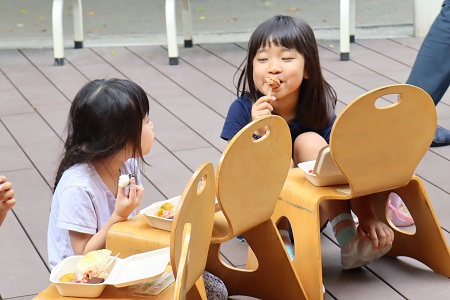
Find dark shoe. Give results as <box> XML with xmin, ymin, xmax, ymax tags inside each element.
<box><xmin>431</xmin><ymin>127</ymin><xmax>450</xmax><ymax>147</ymax></box>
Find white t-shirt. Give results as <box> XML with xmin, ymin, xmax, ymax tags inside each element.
<box><xmin>47</xmin><ymin>159</ymin><xmax>141</xmax><ymax>269</ymax></box>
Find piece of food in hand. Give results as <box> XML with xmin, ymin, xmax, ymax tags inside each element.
<box><xmin>265</xmin><ymin>75</ymin><xmax>281</xmax><ymax>89</ymax></box>
<box><xmin>155</xmin><ymin>202</ymin><xmax>176</xmax><ymax>219</ymax></box>
<box><xmin>118</xmin><ymin>173</ymin><xmax>135</xmax><ymax>188</ymax></box>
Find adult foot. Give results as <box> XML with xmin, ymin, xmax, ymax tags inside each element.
<box><xmin>431</xmin><ymin>127</ymin><xmax>450</xmax><ymax>147</ymax></box>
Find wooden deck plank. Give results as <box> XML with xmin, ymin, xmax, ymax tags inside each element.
<box><xmin>20</xmin><ymin>48</ymin><xmax>89</xmax><ymax>101</ymax></box>
<box><xmin>0</xmin><ymin>69</ymin><xmax>35</xmax><ymax>117</ymax></box>
<box><xmin>0</xmin><ymin>169</ymin><xmax>51</xmax><ymax>298</ymax></box>
<box><xmin>0</xmin><ymin>212</ymin><xmax>49</xmax><ymax>298</ymax></box>
<box><xmin>64</xmin><ymin>47</ymin><xmax>126</xmax><ymax>80</ymax></box>
<box><xmin>89</xmin><ymin>46</ymin><xmax>227</xmax><ymax>151</ymax></box>
<box><xmin>318</xmin><ymin>43</ymin><xmax>398</xmax><ymax>92</ymax></box>
<box><xmin>129</xmin><ymin>45</ymin><xmax>235</xmax><ymax>119</ymax></box>
<box><xmin>0</xmin><ymin>122</ymin><xmax>34</xmax><ymax>173</ymax></box>
<box><xmin>178</xmin><ymin>44</ymin><xmax>242</xmax><ymax>93</ymax></box>
<box><xmin>355</xmin><ymin>38</ymin><xmax>419</xmax><ymax>67</ymax></box>
<box><xmin>1</xmin><ymin>113</ymin><xmax>62</xmax><ymax>184</ymax></box>
<box><xmin>5</xmin><ymin>168</ymin><xmax>53</xmax><ymax>260</ymax></box>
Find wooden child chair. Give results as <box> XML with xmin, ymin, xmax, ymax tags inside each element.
<box><xmin>206</xmin><ymin>115</ymin><xmax>307</xmax><ymax>299</ymax></box>
<box><xmin>272</xmin><ymin>84</ymin><xmax>450</xmax><ymax>300</ymax></box>
<box><xmin>165</xmin><ymin>161</ymin><xmax>216</xmax><ymax>299</ymax></box>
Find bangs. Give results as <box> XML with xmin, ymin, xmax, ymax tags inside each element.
<box><xmin>260</xmin><ymin>31</ymin><xmax>301</xmax><ymax>52</ymax></box>
<box><xmin>250</xmin><ymin>17</ymin><xmax>306</xmax><ymax>55</ymax></box>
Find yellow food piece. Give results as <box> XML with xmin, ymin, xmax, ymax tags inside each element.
<box><xmin>155</xmin><ymin>202</ymin><xmax>174</xmax><ymax>217</ymax></box>
<box><xmin>76</xmin><ymin>249</ymin><xmax>112</xmax><ymax>272</ymax></box>
<box><xmin>160</xmin><ymin>202</ymin><xmax>174</xmax><ymax>211</ymax></box>
<box><xmin>60</xmin><ymin>272</ymin><xmax>75</xmax><ymax>282</ymax></box>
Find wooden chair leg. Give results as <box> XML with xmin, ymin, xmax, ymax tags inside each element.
<box><xmin>186</xmin><ymin>278</ymin><xmax>207</xmax><ymax>300</ymax></box>
<box><xmin>371</xmin><ymin>179</ymin><xmax>450</xmax><ymax>277</ymax></box>
<box><xmin>273</xmin><ymin>198</ymin><xmax>325</xmax><ymax>300</ymax></box>
<box><xmin>206</xmin><ymin>219</ymin><xmax>306</xmax><ymax>299</ymax></box>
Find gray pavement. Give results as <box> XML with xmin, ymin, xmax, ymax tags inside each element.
<box><xmin>0</xmin><ymin>0</ymin><xmax>413</xmax><ymax>49</ymax></box>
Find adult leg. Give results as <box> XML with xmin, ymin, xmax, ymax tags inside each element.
<box><xmin>406</xmin><ymin>3</ymin><xmax>450</xmax><ymax>146</ymax></box>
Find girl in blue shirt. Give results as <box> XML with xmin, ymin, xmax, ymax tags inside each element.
<box><xmin>221</xmin><ymin>15</ymin><xmax>393</xmax><ymax>270</ymax></box>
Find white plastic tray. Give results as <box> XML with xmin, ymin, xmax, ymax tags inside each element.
<box><xmin>50</xmin><ymin>247</ymin><xmax>170</xmax><ymax>298</ymax></box>
<box><xmin>298</xmin><ymin>160</ymin><xmax>348</xmax><ymax>187</ymax></box>
<box><xmin>141</xmin><ymin>196</ymin><xmax>221</xmax><ymax>231</ymax></box>
<box><xmin>140</xmin><ymin>196</ymin><xmax>181</xmax><ymax>231</ymax></box>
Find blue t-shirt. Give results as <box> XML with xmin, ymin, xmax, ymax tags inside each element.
<box><xmin>221</xmin><ymin>95</ymin><xmax>335</xmax><ymax>143</ymax></box>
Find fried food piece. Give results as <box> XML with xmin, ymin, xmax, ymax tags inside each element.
<box><xmin>265</xmin><ymin>75</ymin><xmax>281</xmax><ymax>89</ymax></box>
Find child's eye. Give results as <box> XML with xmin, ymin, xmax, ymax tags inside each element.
<box><xmin>282</xmin><ymin>57</ymin><xmax>295</xmax><ymax>61</ymax></box>
<box><xmin>257</xmin><ymin>58</ymin><xmax>268</xmax><ymax>62</ymax></box>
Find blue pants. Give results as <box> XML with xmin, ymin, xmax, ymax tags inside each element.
<box><xmin>406</xmin><ymin>2</ymin><xmax>450</xmax><ymax>105</ymax></box>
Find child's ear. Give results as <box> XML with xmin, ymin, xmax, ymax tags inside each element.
<box><xmin>303</xmin><ymin>68</ymin><xmax>309</xmax><ymax>79</ymax></box>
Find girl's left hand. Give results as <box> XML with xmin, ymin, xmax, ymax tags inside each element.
<box><xmin>357</xmin><ymin>218</ymin><xmax>394</xmax><ymax>249</ymax></box>
<box><xmin>113</xmin><ymin>177</ymin><xmax>144</xmax><ymax>220</ymax></box>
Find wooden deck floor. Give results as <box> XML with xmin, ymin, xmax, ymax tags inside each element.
<box><xmin>1</xmin><ymin>37</ymin><xmax>450</xmax><ymax>299</ymax></box>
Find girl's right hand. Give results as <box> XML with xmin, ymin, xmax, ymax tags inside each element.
<box><xmin>0</xmin><ymin>178</ymin><xmax>16</xmax><ymax>213</ymax></box>
<box><xmin>251</xmin><ymin>95</ymin><xmax>276</xmax><ymax>121</ymax></box>
<box><xmin>113</xmin><ymin>177</ymin><xmax>143</xmax><ymax>221</ymax></box>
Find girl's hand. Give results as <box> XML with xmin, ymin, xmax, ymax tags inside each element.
<box><xmin>0</xmin><ymin>180</ymin><xmax>16</xmax><ymax>214</ymax></box>
<box><xmin>251</xmin><ymin>95</ymin><xmax>276</xmax><ymax>121</ymax></box>
<box><xmin>113</xmin><ymin>177</ymin><xmax>143</xmax><ymax>221</ymax></box>
<box><xmin>357</xmin><ymin>218</ymin><xmax>394</xmax><ymax>249</ymax></box>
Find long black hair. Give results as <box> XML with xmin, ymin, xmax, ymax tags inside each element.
<box><xmin>54</xmin><ymin>78</ymin><xmax>150</xmax><ymax>189</ymax></box>
<box><xmin>236</xmin><ymin>15</ymin><xmax>336</xmax><ymax>129</ymax></box>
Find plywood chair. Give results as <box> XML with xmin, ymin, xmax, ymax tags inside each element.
<box><xmin>52</xmin><ymin>0</ymin><xmax>193</xmax><ymax>65</ymax></box>
<box><xmin>167</xmin><ymin>161</ymin><xmax>216</xmax><ymax>300</ymax></box>
<box><xmin>35</xmin><ymin>162</ymin><xmax>215</xmax><ymax>299</ymax></box>
<box><xmin>272</xmin><ymin>84</ymin><xmax>450</xmax><ymax>300</ymax></box>
<box><xmin>206</xmin><ymin>115</ymin><xmax>307</xmax><ymax>299</ymax></box>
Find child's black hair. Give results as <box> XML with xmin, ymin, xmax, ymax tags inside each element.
<box><xmin>54</xmin><ymin>78</ymin><xmax>150</xmax><ymax>189</ymax></box>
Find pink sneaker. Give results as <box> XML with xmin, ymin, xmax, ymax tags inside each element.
<box><xmin>388</xmin><ymin>192</ymin><xmax>414</xmax><ymax>227</ymax></box>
